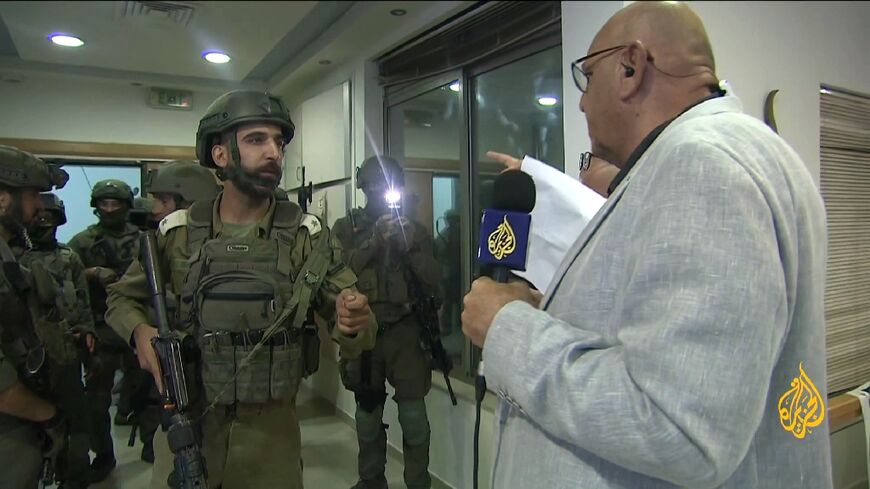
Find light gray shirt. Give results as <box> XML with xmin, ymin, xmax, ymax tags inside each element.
<box><xmin>484</xmin><ymin>93</ymin><xmax>833</xmax><ymax>488</ymax></box>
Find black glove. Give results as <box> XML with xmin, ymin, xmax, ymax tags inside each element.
<box><xmin>40</xmin><ymin>410</ymin><xmax>68</xmax><ymax>459</ymax></box>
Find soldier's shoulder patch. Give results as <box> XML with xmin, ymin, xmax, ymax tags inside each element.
<box><xmin>159</xmin><ymin>209</ymin><xmax>189</xmax><ymax>236</ymax></box>
<box><xmin>300</xmin><ymin>214</ymin><xmax>322</xmax><ymax>237</ymax></box>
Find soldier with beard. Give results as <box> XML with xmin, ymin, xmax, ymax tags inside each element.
<box><xmin>0</xmin><ymin>146</ymin><xmax>70</xmax><ymax>489</ymax></box>
<box><xmin>106</xmin><ymin>90</ymin><xmax>377</xmax><ymax>489</ymax></box>
<box><xmin>16</xmin><ymin>192</ymin><xmax>95</xmax><ymax>489</ymax></box>
<box><xmin>68</xmin><ymin>179</ymin><xmax>145</xmax><ymax>482</ymax></box>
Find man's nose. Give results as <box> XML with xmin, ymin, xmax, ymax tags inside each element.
<box><xmin>264</xmin><ymin>139</ymin><xmax>283</xmax><ymax>160</ymax></box>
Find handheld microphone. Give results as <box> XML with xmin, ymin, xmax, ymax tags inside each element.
<box><xmin>477</xmin><ymin>170</ymin><xmax>537</xmax><ymax>282</ymax></box>
<box><xmin>473</xmin><ymin>169</ymin><xmax>536</xmax><ymax>489</ymax></box>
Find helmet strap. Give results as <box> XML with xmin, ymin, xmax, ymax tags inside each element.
<box><xmin>229</xmin><ymin>129</ymin><xmax>242</xmax><ymax>171</ymax></box>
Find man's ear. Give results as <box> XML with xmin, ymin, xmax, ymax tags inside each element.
<box><xmin>616</xmin><ymin>41</ymin><xmax>648</xmax><ymax>100</ymax></box>
<box><xmin>212</xmin><ymin>141</ymin><xmax>229</xmax><ymax>170</ymax></box>
<box><xmin>0</xmin><ymin>191</ymin><xmax>9</xmax><ymax>214</ymax></box>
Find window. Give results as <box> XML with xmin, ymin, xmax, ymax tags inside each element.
<box><xmin>44</xmin><ymin>160</ymin><xmax>144</xmax><ymax>243</ymax></box>
<box><xmin>382</xmin><ymin>2</ymin><xmax>562</xmax><ymax>379</ymax></box>
<box><xmin>387</xmin><ymin>79</ymin><xmax>467</xmax><ymax>368</ymax></box>
<box><xmin>820</xmin><ymin>85</ymin><xmax>870</xmax><ymax>393</ymax></box>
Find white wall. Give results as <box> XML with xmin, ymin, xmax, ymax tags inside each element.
<box><xmin>689</xmin><ymin>1</ymin><xmax>870</xmax><ymax>183</ymax></box>
<box><xmin>0</xmin><ymin>75</ymin><xmax>223</xmax><ymax>147</ymax></box>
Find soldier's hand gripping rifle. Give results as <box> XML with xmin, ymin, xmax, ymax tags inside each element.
<box><xmin>140</xmin><ymin>231</ymin><xmax>208</xmax><ymax>489</ymax></box>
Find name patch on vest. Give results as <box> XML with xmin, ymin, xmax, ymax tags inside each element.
<box><xmin>226</xmin><ymin>244</ymin><xmax>249</xmax><ymax>253</ymax></box>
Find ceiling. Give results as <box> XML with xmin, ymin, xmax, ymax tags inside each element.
<box><xmin>0</xmin><ymin>1</ymin><xmax>474</xmax><ymax>93</ymax></box>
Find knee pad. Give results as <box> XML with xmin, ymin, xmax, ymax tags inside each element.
<box><xmin>397</xmin><ymin>399</ymin><xmax>430</xmax><ymax>446</ymax></box>
<box><xmin>355</xmin><ymin>403</ymin><xmax>386</xmax><ymax>443</ymax></box>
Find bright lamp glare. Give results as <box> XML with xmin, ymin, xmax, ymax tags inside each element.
<box><xmin>449</xmin><ymin>82</ymin><xmax>460</xmax><ymax>92</ymax></box>
<box><xmin>385</xmin><ymin>190</ymin><xmax>401</xmax><ymax>205</ymax></box>
<box><xmin>537</xmin><ymin>96</ymin><xmax>558</xmax><ymax>106</ymax></box>
<box><xmin>203</xmin><ymin>51</ymin><xmax>231</xmax><ymax>64</ymax></box>
<box><xmin>49</xmin><ymin>34</ymin><xmax>84</xmax><ymax>47</ymax></box>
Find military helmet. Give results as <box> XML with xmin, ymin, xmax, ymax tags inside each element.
<box><xmin>38</xmin><ymin>192</ymin><xmax>67</xmax><ymax>225</ymax></box>
<box><xmin>356</xmin><ymin>155</ymin><xmax>404</xmax><ymax>190</ymax></box>
<box><xmin>146</xmin><ymin>160</ymin><xmax>220</xmax><ymax>203</ymax></box>
<box><xmin>132</xmin><ymin>197</ymin><xmax>154</xmax><ymax>213</ymax></box>
<box><xmin>90</xmin><ymin>179</ymin><xmax>134</xmax><ymax>208</ymax></box>
<box><xmin>0</xmin><ymin>145</ymin><xmax>68</xmax><ymax>191</ymax></box>
<box><xmin>196</xmin><ymin>90</ymin><xmax>295</xmax><ymax>169</ymax></box>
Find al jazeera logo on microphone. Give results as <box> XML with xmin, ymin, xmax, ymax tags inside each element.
<box><xmin>478</xmin><ymin>210</ymin><xmax>531</xmax><ymax>270</ymax></box>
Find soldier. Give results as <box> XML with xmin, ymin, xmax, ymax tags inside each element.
<box><xmin>127</xmin><ymin>159</ymin><xmax>221</xmax><ymax>465</ymax></box>
<box><xmin>14</xmin><ymin>192</ymin><xmax>96</xmax><ymax>489</ymax></box>
<box><xmin>105</xmin><ymin>89</ymin><xmax>376</xmax><ymax>489</ymax></box>
<box><xmin>146</xmin><ymin>159</ymin><xmax>221</xmax><ymax>222</ymax></box>
<box><xmin>130</xmin><ymin>196</ymin><xmax>157</xmax><ymax>231</ymax></box>
<box><xmin>334</xmin><ymin>155</ymin><xmax>442</xmax><ymax>489</ymax></box>
<box><xmin>68</xmin><ymin>178</ymin><xmax>144</xmax><ymax>482</ymax></box>
<box><xmin>0</xmin><ymin>145</ymin><xmax>70</xmax><ymax>489</ymax></box>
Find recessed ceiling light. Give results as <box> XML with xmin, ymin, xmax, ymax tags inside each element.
<box><xmin>537</xmin><ymin>96</ymin><xmax>558</xmax><ymax>106</ymax></box>
<box><xmin>422</xmin><ymin>123</ymin><xmax>432</xmax><ymax>128</ymax></box>
<box><xmin>318</xmin><ymin>60</ymin><xmax>331</xmax><ymax>65</ymax></box>
<box><xmin>49</xmin><ymin>34</ymin><xmax>84</xmax><ymax>48</ymax></box>
<box><xmin>202</xmin><ymin>51</ymin><xmax>231</xmax><ymax>64</ymax></box>
<box><xmin>448</xmin><ymin>81</ymin><xmax>460</xmax><ymax>92</ymax></box>
<box><xmin>390</xmin><ymin>9</ymin><xmax>407</xmax><ymax>16</ymax></box>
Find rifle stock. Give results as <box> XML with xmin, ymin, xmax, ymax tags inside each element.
<box><xmin>140</xmin><ymin>232</ymin><xmax>208</xmax><ymax>488</ymax></box>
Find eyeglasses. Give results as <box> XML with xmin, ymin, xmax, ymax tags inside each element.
<box><xmin>570</xmin><ymin>45</ymin><xmax>627</xmax><ymax>93</ymax></box>
<box><xmin>578</xmin><ymin>152</ymin><xmax>593</xmax><ymax>177</ymax></box>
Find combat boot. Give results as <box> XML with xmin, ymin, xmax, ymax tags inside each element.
<box><xmin>88</xmin><ymin>454</ymin><xmax>116</xmax><ymax>484</ymax></box>
<box><xmin>350</xmin><ymin>475</ymin><xmax>388</xmax><ymax>489</ymax></box>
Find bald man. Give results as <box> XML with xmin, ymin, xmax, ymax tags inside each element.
<box><xmin>462</xmin><ymin>2</ymin><xmax>832</xmax><ymax>488</ymax></box>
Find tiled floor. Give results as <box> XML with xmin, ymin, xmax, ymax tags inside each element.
<box><xmin>87</xmin><ymin>386</ymin><xmax>409</xmax><ymax>489</ymax></box>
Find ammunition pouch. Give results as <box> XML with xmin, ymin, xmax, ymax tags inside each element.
<box><xmin>199</xmin><ymin>329</ymin><xmax>302</xmax><ymax>405</ymax></box>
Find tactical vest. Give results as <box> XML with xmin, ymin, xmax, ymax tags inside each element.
<box><xmin>177</xmin><ymin>199</ymin><xmax>330</xmax><ymax>405</ymax></box>
<box><xmin>340</xmin><ymin>209</ymin><xmax>421</xmax><ymax>323</ymax></box>
<box><xmin>0</xmin><ymin>240</ymin><xmax>76</xmax><ymax>388</ymax></box>
<box><xmin>20</xmin><ymin>247</ymin><xmax>81</xmax><ymax>327</ymax></box>
<box><xmin>80</xmin><ymin>225</ymin><xmax>140</xmax><ymax>321</ymax></box>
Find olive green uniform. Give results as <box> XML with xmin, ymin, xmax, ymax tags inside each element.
<box><xmin>334</xmin><ymin>208</ymin><xmax>441</xmax><ymax>489</ymax></box>
<box><xmin>0</xmin><ymin>253</ymin><xmax>45</xmax><ymax>489</ymax></box>
<box><xmin>68</xmin><ymin>222</ymin><xmax>145</xmax><ymax>464</ymax></box>
<box><xmin>106</xmin><ymin>194</ymin><xmax>376</xmax><ymax>489</ymax></box>
<box><xmin>0</xmin><ymin>145</ymin><xmax>69</xmax><ymax>489</ymax></box>
<box><xmin>15</xmin><ymin>242</ymin><xmax>94</xmax><ymax>489</ymax></box>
